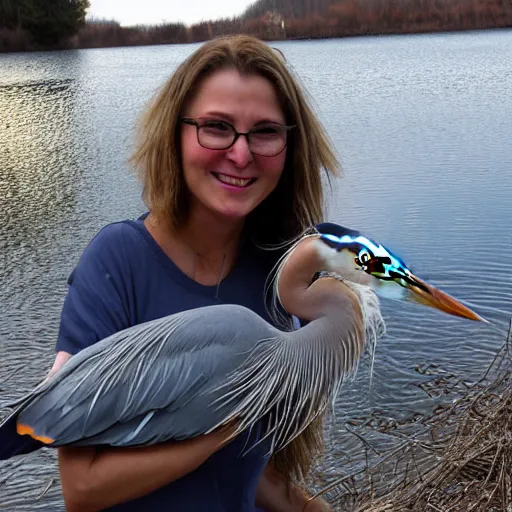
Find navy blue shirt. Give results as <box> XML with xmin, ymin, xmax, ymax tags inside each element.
<box><xmin>56</xmin><ymin>215</ymin><xmax>281</xmax><ymax>511</ymax></box>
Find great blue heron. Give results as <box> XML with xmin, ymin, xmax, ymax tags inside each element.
<box><xmin>0</xmin><ymin>223</ymin><xmax>482</xmax><ymax>460</ymax></box>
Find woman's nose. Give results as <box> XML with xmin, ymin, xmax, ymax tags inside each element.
<box><xmin>227</xmin><ymin>135</ymin><xmax>254</xmax><ymax>168</ymax></box>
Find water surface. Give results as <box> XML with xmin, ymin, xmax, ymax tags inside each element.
<box><xmin>1</xmin><ymin>29</ymin><xmax>511</xmax><ymax>509</ymax></box>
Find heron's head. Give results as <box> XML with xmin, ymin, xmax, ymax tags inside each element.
<box><xmin>314</xmin><ymin>222</ymin><xmax>484</xmax><ymax>322</ymax></box>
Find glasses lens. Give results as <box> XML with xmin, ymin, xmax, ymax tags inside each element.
<box><xmin>198</xmin><ymin>120</ymin><xmax>235</xmax><ymax>150</ymax></box>
<box><xmin>249</xmin><ymin>125</ymin><xmax>287</xmax><ymax>156</ymax></box>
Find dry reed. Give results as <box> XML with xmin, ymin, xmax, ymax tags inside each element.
<box><xmin>307</xmin><ymin>320</ymin><xmax>512</xmax><ymax>512</ymax></box>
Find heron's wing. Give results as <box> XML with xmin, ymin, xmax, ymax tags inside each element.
<box><xmin>0</xmin><ymin>408</ymin><xmax>45</xmax><ymax>460</ymax></box>
<box><xmin>13</xmin><ymin>305</ymin><xmax>271</xmax><ymax>449</ymax></box>
<box><xmin>210</xmin><ymin>282</ymin><xmax>385</xmax><ymax>453</ymax></box>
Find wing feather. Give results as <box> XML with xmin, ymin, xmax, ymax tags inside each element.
<box><xmin>15</xmin><ymin>305</ymin><xmax>272</xmax><ymax>447</ymax></box>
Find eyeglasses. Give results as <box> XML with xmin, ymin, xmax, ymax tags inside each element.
<box><xmin>180</xmin><ymin>117</ymin><xmax>295</xmax><ymax>157</ymax></box>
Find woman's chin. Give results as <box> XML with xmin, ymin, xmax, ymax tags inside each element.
<box><xmin>207</xmin><ymin>198</ymin><xmax>259</xmax><ymax>222</ymax></box>
<box><xmin>190</xmin><ymin>193</ymin><xmax>266</xmax><ymax>225</ymax></box>
<box><xmin>215</xmin><ymin>207</ymin><xmax>251</xmax><ymax>223</ymax></box>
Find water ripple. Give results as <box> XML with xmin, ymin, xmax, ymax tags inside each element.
<box><xmin>1</xmin><ymin>30</ymin><xmax>511</xmax><ymax>509</ymax></box>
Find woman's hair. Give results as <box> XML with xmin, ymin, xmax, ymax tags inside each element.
<box><xmin>131</xmin><ymin>34</ymin><xmax>339</xmax><ymax>482</ymax></box>
<box><xmin>131</xmin><ymin>34</ymin><xmax>340</xmax><ymax>246</ymax></box>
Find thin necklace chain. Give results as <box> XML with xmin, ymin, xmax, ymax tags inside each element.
<box><xmin>147</xmin><ymin>215</ymin><xmax>232</xmax><ymax>300</ymax></box>
<box><xmin>185</xmin><ymin>239</ymin><xmax>228</xmax><ymax>301</ymax></box>
<box><xmin>215</xmin><ymin>252</ymin><xmax>226</xmax><ymax>300</ymax></box>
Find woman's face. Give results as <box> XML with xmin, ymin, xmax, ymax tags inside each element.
<box><xmin>180</xmin><ymin>68</ymin><xmax>287</xmax><ymax>224</ymax></box>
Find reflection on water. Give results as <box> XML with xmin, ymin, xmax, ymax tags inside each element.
<box><xmin>0</xmin><ymin>79</ymin><xmax>80</xmax><ymax>240</ymax></box>
<box><xmin>0</xmin><ymin>74</ymin><xmax>86</xmax><ymax>404</ymax></box>
<box><xmin>0</xmin><ymin>30</ymin><xmax>511</xmax><ymax>510</ymax></box>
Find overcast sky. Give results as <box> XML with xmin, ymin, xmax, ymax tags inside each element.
<box><xmin>87</xmin><ymin>0</ymin><xmax>257</xmax><ymax>26</ymax></box>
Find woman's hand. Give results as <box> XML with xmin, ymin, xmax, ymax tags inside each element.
<box><xmin>302</xmin><ymin>495</ymin><xmax>332</xmax><ymax>511</ymax></box>
<box><xmin>46</xmin><ymin>351</ymin><xmax>72</xmax><ymax>381</ymax></box>
<box><xmin>256</xmin><ymin>462</ymin><xmax>333</xmax><ymax>512</ymax></box>
<box><xmin>198</xmin><ymin>420</ymin><xmax>239</xmax><ymax>452</ymax></box>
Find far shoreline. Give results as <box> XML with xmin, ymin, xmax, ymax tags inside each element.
<box><xmin>1</xmin><ymin>25</ymin><xmax>511</xmax><ymax>55</ymax></box>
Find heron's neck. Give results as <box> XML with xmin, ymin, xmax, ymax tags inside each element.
<box><xmin>277</xmin><ymin>236</ymin><xmax>353</xmax><ymax>322</ymax></box>
<box><xmin>277</xmin><ymin>236</ymin><xmax>367</xmax><ymax>367</ymax></box>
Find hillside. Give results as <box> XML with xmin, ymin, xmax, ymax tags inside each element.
<box><xmin>1</xmin><ymin>0</ymin><xmax>511</xmax><ymax>52</ymax></box>
<box><xmin>237</xmin><ymin>0</ymin><xmax>512</xmax><ymax>39</ymax></box>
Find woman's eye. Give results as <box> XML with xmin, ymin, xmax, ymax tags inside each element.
<box><xmin>252</xmin><ymin>126</ymin><xmax>281</xmax><ymax>137</ymax></box>
<box><xmin>203</xmin><ymin>121</ymin><xmax>231</xmax><ymax>132</ymax></box>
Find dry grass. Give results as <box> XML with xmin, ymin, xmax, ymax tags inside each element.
<box><xmin>308</xmin><ymin>321</ymin><xmax>512</xmax><ymax>512</ymax></box>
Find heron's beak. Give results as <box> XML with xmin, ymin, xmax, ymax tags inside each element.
<box><xmin>405</xmin><ymin>273</ymin><xmax>485</xmax><ymax>322</ymax></box>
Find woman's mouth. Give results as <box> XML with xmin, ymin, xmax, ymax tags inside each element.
<box><xmin>213</xmin><ymin>173</ymin><xmax>255</xmax><ymax>188</ymax></box>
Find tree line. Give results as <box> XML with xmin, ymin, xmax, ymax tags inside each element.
<box><xmin>0</xmin><ymin>0</ymin><xmax>511</xmax><ymax>52</ymax></box>
<box><xmin>0</xmin><ymin>0</ymin><xmax>89</xmax><ymax>50</ymax></box>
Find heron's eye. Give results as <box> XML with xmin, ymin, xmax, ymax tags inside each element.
<box><xmin>359</xmin><ymin>252</ymin><xmax>371</xmax><ymax>264</ymax></box>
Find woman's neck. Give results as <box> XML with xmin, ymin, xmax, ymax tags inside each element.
<box><xmin>145</xmin><ymin>210</ymin><xmax>245</xmax><ymax>287</ymax></box>
<box><xmin>177</xmin><ymin>209</ymin><xmax>245</xmax><ymax>259</ymax></box>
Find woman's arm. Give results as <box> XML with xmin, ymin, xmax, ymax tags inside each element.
<box><xmin>47</xmin><ymin>351</ymin><xmax>72</xmax><ymax>379</ymax></box>
<box><xmin>256</xmin><ymin>462</ymin><xmax>331</xmax><ymax>512</ymax></box>
<box><xmin>49</xmin><ymin>352</ymin><xmax>235</xmax><ymax>512</ymax></box>
<box><xmin>59</xmin><ymin>426</ymin><xmax>234</xmax><ymax>512</ymax></box>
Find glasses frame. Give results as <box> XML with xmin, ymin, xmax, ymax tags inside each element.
<box><xmin>180</xmin><ymin>117</ymin><xmax>295</xmax><ymax>157</ymax></box>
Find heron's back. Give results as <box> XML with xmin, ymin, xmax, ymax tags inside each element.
<box><xmin>17</xmin><ymin>304</ymin><xmax>281</xmax><ymax>447</ymax></box>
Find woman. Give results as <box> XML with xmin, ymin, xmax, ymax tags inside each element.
<box><xmin>50</xmin><ymin>35</ymin><xmax>342</xmax><ymax>511</ymax></box>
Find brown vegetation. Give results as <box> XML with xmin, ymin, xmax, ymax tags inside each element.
<box><xmin>1</xmin><ymin>0</ymin><xmax>511</xmax><ymax>52</ymax></box>
<box><xmin>306</xmin><ymin>321</ymin><xmax>512</xmax><ymax>511</ymax></box>
<box><xmin>0</xmin><ymin>27</ymin><xmax>31</xmax><ymax>52</ymax></box>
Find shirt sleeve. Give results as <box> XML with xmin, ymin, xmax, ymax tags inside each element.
<box><xmin>56</xmin><ymin>225</ymin><xmax>133</xmax><ymax>355</ymax></box>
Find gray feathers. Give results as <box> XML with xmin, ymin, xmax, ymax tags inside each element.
<box><xmin>13</xmin><ymin>275</ymin><xmax>384</xmax><ymax>455</ymax></box>
<box><xmin>17</xmin><ymin>305</ymin><xmax>277</xmax><ymax>446</ymax></box>
<box><xmin>210</xmin><ymin>281</ymin><xmax>384</xmax><ymax>454</ymax></box>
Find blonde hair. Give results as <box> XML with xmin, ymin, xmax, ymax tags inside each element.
<box><xmin>131</xmin><ymin>34</ymin><xmax>340</xmax><ymax>246</ymax></box>
<box><xmin>131</xmin><ymin>34</ymin><xmax>340</xmax><ymax>482</ymax></box>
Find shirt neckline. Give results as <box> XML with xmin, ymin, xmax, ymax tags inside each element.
<box><xmin>127</xmin><ymin>214</ymin><xmax>249</xmax><ymax>301</ymax></box>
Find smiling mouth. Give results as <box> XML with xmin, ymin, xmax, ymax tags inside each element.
<box><xmin>213</xmin><ymin>173</ymin><xmax>255</xmax><ymax>188</ymax></box>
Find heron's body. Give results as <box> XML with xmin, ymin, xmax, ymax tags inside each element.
<box><xmin>16</xmin><ymin>305</ymin><xmax>278</xmax><ymax>446</ymax></box>
<box><xmin>1</xmin><ymin>221</ymin><xmax>482</xmax><ymax>463</ymax></box>
<box><xmin>11</xmin><ymin>282</ymin><xmax>378</xmax><ymax>452</ymax></box>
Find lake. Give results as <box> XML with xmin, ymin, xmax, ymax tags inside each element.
<box><xmin>1</xmin><ymin>29</ymin><xmax>511</xmax><ymax>509</ymax></box>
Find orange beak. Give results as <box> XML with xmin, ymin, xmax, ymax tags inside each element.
<box><xmin>406</xmin><ymin>273</ymin><xmax>485</xmax><ymax>322</ymax></box>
